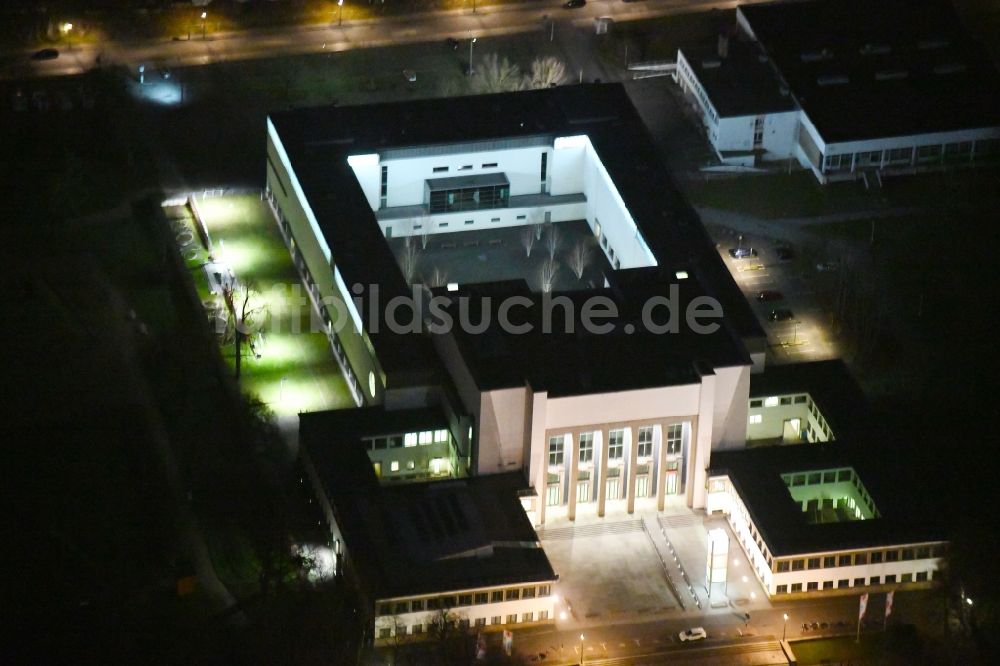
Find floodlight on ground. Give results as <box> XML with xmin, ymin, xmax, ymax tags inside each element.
<box><xmin>447</xmin><ymin>282</ymin><xmax>459</xmax><ymax>292</ymax></box>
<box><xmin>675</xmin><ymin>270</ymin><xmax>689</xmax><ymax>280</ymax></box>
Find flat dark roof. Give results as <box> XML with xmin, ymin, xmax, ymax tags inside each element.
<box><xmin>269</xmin><ymin>84</ymin><xmax>763</xmax><ymax>394</ymax></box>
<box><xmin>740</xmin><ymin>0</ymin><xmax>1000</xmax><ymax>143</ymax></box>
<box><xmin>302</xmin><ymin>411</ymin><xmax>555</xmax><ymax>598</ymax></box>
<box><xmin>710</xmin><ymin>444</ymin><xmax>946</xmax><ymax>556</ymax></box>
<box><xmin>750</xmin><ymin>360</ymin><xmax>868</xmax><ymax>441</ymax></box>
<box><xmin>681</xmin><ymin>36</ymin><xmax>798</xmax><ymax>117</ymax></box>
<box><xmin>427</xmin><ymin>172</ymin><xmax>509</xmax><ymax>191</ymax></box>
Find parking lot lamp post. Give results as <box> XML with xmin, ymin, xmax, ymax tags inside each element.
<box><xmin>201</xmin><ymin>12</ymin><xmax>207</xmax><ymax>40</ymax></box>
<box><xmin>782</xmin><ymin>613</ymin><xmax>789</xmax><ymax>640</ymax></box>
<box><xmin>579</xmin><ymin>634</ymin><xmax>585</xmax><ymax>665</ymax></box>
<box><xmin>338</xmin><ymin>0</ymin><xmax>344</xmax><ymax>26</ymax></box>
<box><xmin>468</xmin><ymin>37</ymin><xmax>477</xmax><ymax>75</ymax></box>
<box><xmin>63</xmin><ymin>23</ymin><xmax>73</xmax><ymax>50</ymax></box>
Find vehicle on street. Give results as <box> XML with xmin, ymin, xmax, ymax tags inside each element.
<box><xmin>446</xmin><ymin>37</ymin><xmax>459</xmax><ymax>51</ymax></box>
<box><xmin>564</xmin><ymin>0</ymin><xmax>586</xmax><ymax>8</ymax></box>
<box><xmin>729</xmin><ymin>247</ymin><xmax>757</xmax><ymax>258</ymax></box>
<box><xmin>769</xmin><ymin>308</ymin><xmax>795</xmax><ymax>322</ymax></box>
<box><xmin>757</xmin><ymin>290</ymin><xmax>783</xmax><ymax>302</ymax></box>
<box><xmin>775</xmin><ymin>246</ymin><xmax>794</xmax><ymax>261</ymax></box>
<box><xmin>816</xmin><ymin>261</ymin><xmax>838</xmax><ymax>272</ymax></box>
<box><xmin>679</xmin><ymin>627</ymin><xmax>707</xmax><ymax>642</ymax></box>
<box><xmin>31</xmin><ymin>48</ymin><xmax>59</xmax><ymax>61</ymax></box>
<box><xmin>403</xmin><ymin>69</ymin><xmax>417</xmax><ymax>82</ymax></box>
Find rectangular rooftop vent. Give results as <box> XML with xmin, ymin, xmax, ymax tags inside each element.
<box><xmin>800</xmin><ymin>49</ymin><xmax>833</xmax><ymax>63</ymax></box>
<box><xmin>859</xmin><ymin>43</ymin><xmax>892</xmax><ymax>56</ymax></box>
<box><xmin>701</xmin><ymin>58</ymin><xmax>722</xmax><ymax>69</ymax></box>
<box><xmin>933</xmin><ymin>62</ymin><xmax>967</xmax><ymax>75</ymax></box>
<box><xmin>918</xmin><ymin>38</ymin><xmax>951</xmax><ymax>50</ymax></box>
<box><xmin>875</xmin><ymin>69</ymin><xmax>908</xmax><ymax>81</ymax></box>
<box><xmin>816</xmin><ymin>74</ymin><xmax>850</xmax><ymax>86</ymax></box>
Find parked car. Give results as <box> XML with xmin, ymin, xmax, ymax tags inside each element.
<box><xmin>564</xmin><ymin>0</ymin><xmax>586</xmax><ymax>8</ymax></box>
<box><xmin>446</xmin><ymin>37</ymin><xmax>459</xmax><ymax>50</ymax></box>
<box><xmin>756</xmin><ymin>290</ymin><xmax>783</xmax><ymax>302</ymax></box>
<box><xmin>31</xmin><ymin>48</ymin><xmax>59</xmax><ymax>61</ymax></box>
<box><xmin>775</xmin><ymin>246</ymin><xmax>794</xmax><ymax>261</ymax></box>
<box><xmin>403</xmin><ymin>69</ymin><xmax>417</xmax><ymax>82</ymax></box>
<box><xmin>728</xmin><ymin>247</ymin><xmax>757</xmax><ymax>259</ymax></box>
<box><xmin>679</xmin><ymin>627</ymin><xmax>707</xmax><ymax>642</ymax></box>
<box><xmin>768</xmin><ymin>308</ymin><xmax>795</xmax><ymax>322</ymax></box>
<box><xmin>816</xmin><ymin>261</ymin><xmax>838</xmax><ymax>272</ymax></box>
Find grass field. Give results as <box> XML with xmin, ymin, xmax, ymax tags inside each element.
<box><xmin>182</xmin><ymin>194</ymin><xmax>354</xmax><ymax>416</ymax></box>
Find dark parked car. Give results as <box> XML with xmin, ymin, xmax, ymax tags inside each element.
<box><xmin>728</xmin><ymin>247</ymin><xmax>757</xmax><ymax>259</ymax></box>
<box><xmin>768</xmin><ymin>308</ymin><xmax>795</xmax><ymax>322</ymax></box>
<box><xmin>775</xmin><ymin>246</ymin><xmax>794</xmax><ymax>261</ymax></box>
<box><xmin>564</xmin><ymin>0</ymin><xmax>586</xmax><ymax>8</ymax></box>
<box><xmin>446</xmin><ymin>37</ymin><xmax>459</xmax><ymax>50</ymax></box>
<box><xmin>756</xmin><ymin>290</ymin><xmax>783</xmax><ymax>302</ymax></box>
<box><xmin>31</xmin><ymin>48</ymin><xmax>59</xmax><ymax>61</ymax></box>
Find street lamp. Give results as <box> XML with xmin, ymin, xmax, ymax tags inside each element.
<box><xmin>782</xmin><ymin>613</ymin><xmax>789</xmax><ymax>640</ymax></box>
<box><xmin>468</xmin><ymin>37</ymin><xmax>477</xmax><ymax>76</ymax></box>
<box><xmin>62</xmin><ymin>22</ymin><xmax>73</xmax><ymax>49</ymax></box>
<box><xmin>579</xmin><ymin>634</ymin><xmax>585</xmax><ymax>665</ymax></box>
<box><xmin>338</xmin><ymin>0</ymin><xmax>344</xmax><ymax>26</ymax></box>
<box><xmin>201</xmin><ymin>12</ymin><xmax>207</xmax><ymax>40</ymax></box>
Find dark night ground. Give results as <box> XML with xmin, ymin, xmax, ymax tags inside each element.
<box><xmin>2</xmin><ymin>55</ymin><xmax>1000</xmax><ymax>666</ymax></box>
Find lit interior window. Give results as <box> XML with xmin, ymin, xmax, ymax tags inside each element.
<box><xmin>764</xmin><ymin>396</ymin><xmax>780</xmax><ymax>407</ymax></box>
<box><xmin>390</xmin><ymin>461</ymin><xmax>399</xmax><ymax>472</ymax></box>
<box><xmin>418</xmin><ymin>431</ymin><xmax>433</xmax><ymax>445</ymax></box>
<box><xmin>404</xmin><ymin>433</ymin><xmax>417</xmax><ymax>447</ymax></box>
<box><xmin>434</xmin><ymin>429</ymin><xmax>449</xmax><ymax>443</ymax></box>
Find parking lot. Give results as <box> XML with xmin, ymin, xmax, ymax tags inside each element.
<box><xmin>713</xmin><ymin>229</ymin><xmax>840</xmax><ymax>365</ymax></box>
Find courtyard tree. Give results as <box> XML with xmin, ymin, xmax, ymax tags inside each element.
<box><xmin>568</xmin><ymin>238</ymin><xmax>594</xmax><ymax>280</ymax></box>
<box><xmin>545</xmin><ymin>224</ymin><xmax>561</xmax><ymax>261</ymax></box>
<box><xmin>399</xmin><ymin>237</ymin><xmax>420</xmax><ymax>284</ymax></box>
<box><xmin>528</xmin><ymin>56</ymin><xmax>568</xmax><ymax>89</ymax></box>
<box><xmin>222</xmin><ymin>280</ymin><xmax>268</xmax><ymax>381</ymax></box>
<box><xmin>539</xmin><ymin>258</ymin><xmax>560</xmax><ymax>293</ymax></box>
<box><xmin>473</xmin><ymin>54</ymin><xmax>525</xmax><ymax>93</ymax></box>
<box><xmin>521</xmin><ymin>226</ymin><xmax>537</xmax><ymax>257</ymax></box>
<box><xmin>426</xmin><ymin>266</ymin><xmax>449</xmax><ymax>289</ymax></box>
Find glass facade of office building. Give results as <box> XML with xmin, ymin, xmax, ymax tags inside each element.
<box><xmin>426</xmin><ymin>173</ymin><xmax>510</xmax><ymax>213</ymax></box>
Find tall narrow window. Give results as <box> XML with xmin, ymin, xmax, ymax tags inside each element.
<box><xmin>608</xmin><ymin>429</ymin><xmax>624</xmax><ymax>460</ymax></box>
<box><xmin>666</xmin><ymin>424</ymin><xmax>683</xmax><ymax>455</ymax></box>
<box><xmin>540</xmin><ymin>152</ymin><xmax>548</xmax><ymax>193</ymax></box>
<box><xmin>637</xmin><ymin>426</ymin><xmax>653</xmax><ymax>458</ymax></box>
<box><xmin>578</xmin><ymin>433</ymin><xmax>594</xmax><ymax>463</ymax></box>
<box><xmin>380</xmin><ymin>165</ymin><xmax>388</xmax><ymax>208</ymax></box>
<box><xmin>548</xmin><ymin>436</ymin><xmax>564</xmax><ymax>466</ymax></box>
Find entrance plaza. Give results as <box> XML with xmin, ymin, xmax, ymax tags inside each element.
<box><xmin>538</xmin><ymin>499</ymin><xmax>772</xmax><ymax>630</ymax></box>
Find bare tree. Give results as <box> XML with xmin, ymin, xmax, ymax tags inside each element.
<box><xmin>426</xmin><ymin>266</ymin><xmax>449</xmax><ymax>288</ymax></box>
<box><xmin>539</xmin><ymin>258</ymin><xmax>560</xmax><ymax>293</ymax></box>
<box><xmin>521</xmin><ymin>226</ymin><xmax>537</xmax><ymax>258</ymax></box>
<box><xmin>473</xmin><ymin>53</ymin><xmax>525</xmax><ymax>93</ymax></box>
<box><xmin>421</xmin><ymin>232</ymin><xmax>430</xmax><ymax>250</ymax></box>
<box><xmin>568</xmin><ymin>238</ymin><xmax>594</xmax><ymax>280</ymax></box>
<box><xmin>399</xmin><ymin>237</ymin><xmax>421</xmax><ymax>284</ymax></box>
<box><xmin>545</xmin><ymin>224</ymin><xmax>561</xmax><ymax>261</ymax></box>
<box><xmin>222</xmin><ymin>280</ymin><xmax>268</xmax><ymax>381</ymax></box>
<box><xmin>527</xmin><ymin>56</ymin><xmax>568</xmax><ymax>89</ymax></box>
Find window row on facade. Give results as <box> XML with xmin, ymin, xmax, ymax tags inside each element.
<box><xmin>775</xmin><ymin>570</ymin><xmax>934</xmax><ymax>595</ymax></box>
<box><xmin>378</xmin><ymin>609</ymin><xmax>550</xmax><ymax>638</ymax></box>
<box><xmin>547</xmin><ymin>424</ymin><xmax>683</xmax><ymax>467</ymax></box>
<box><xmin>363</xmin><ymin>429</ymin><xmax>450</xmax><ymax>451</ymax></box>
<box><xmin>378</xmin><ymin>584</ymin><xmax>552</xmax><ymax>618</ymax></box>
<box><xmin>823</xmin><ymin>138</ymin><xmax>1000</xmax><ymax>173</ymax></box>
<box><xmin>774</xmin><ymin>545</ymin><xmax>944</xmax><ymax>573</ymax></box>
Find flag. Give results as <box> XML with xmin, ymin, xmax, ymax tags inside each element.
<box><xmin>859</xmin><ymin>593</ymin><xmax>869</xmax><ymax>620</ymax></box>
<box><xmin>885</xmin><ymin>591</ymin><xmax>894</xmax><ymax>619</ymax></box>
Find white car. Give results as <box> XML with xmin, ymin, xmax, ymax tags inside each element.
<box><xmin>679</xmin><ymin>627</ymin><xmax>707</xmax><ymax>642</ymax></box>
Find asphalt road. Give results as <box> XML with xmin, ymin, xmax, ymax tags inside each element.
<box><xmin>2</xmin><ymin>0</ymin><xmax>766</xmax><ymax>80</ymax></box>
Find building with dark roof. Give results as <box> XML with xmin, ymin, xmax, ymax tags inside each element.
<box><xmin>707</xmin><ymin>444</ymin><xmax>946</xmax><ymax>598</ymax></box>
<box><xmin>676</xmin><ymin>0</ymin><xmax>1000</xmax><ymax>178</ymax></box>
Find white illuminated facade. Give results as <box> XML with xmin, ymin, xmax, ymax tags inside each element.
<box><xmin>347</xmin><ymin>135</ymin><xmax>657</xmax><ymax>271</ymax></box>
<box><xmin>706</xmin><ymin>472</ymin><xmax>946</xmax><ymax>598</ymax></box>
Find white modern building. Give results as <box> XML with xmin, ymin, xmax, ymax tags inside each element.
<box><xmin>676</xmin><ymin>0</ymin><xmax>1000</xmax><ymax>180</ymax></box>
<box><xmin>707</xmin><ymin>445</ymin><xmax>946</xmax><ymax>599</ymax></box>
<box><xmin>269</xmin><ymin>85</ymin><xmax>944</xmax><ymax>642</ymax></box>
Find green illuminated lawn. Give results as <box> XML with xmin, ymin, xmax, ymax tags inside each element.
<box><xmin>190</xmin><ymin>194</ymin><xmax>354</xmax><ymax>416</ymax></box>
